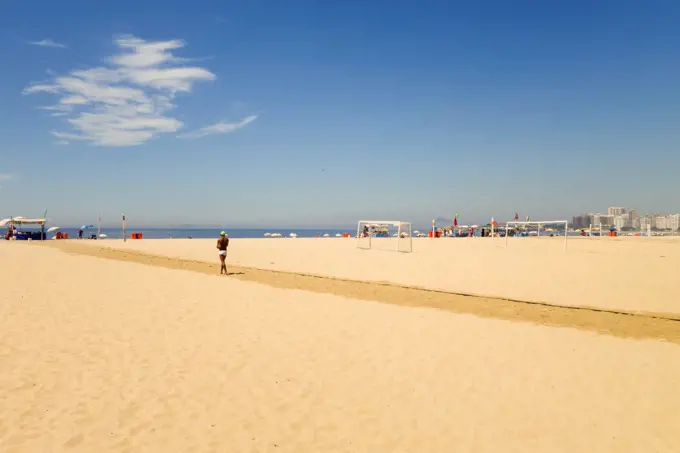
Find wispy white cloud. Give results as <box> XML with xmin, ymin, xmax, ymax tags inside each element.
<box><xmin>0</xmin><ymin>173</ymin><xmax>12</xmax><ymax>190</ymax></box>
<box><xmin>22</xmin><ymin>35</ymin><xmax>223</xmax><ymax>147</ymax></box>
<box><xmin>29</xmin><ymin>39</ymin><xmax>67</xmax><ymax>49</ymax></box>
<box><xmin>24</xmin><ymin>84</ymin><xmax>61</xmax><ymax>94</ymax></box>
<box><xmin>178</xmin><ymin>115</ymin><xmax>257</xmax><ymax>139</ymax></box>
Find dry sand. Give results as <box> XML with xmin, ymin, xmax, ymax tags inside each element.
<box><xmin>2</xmin><ymin>241</ymin><xmax>680</xmax><ymax>452</ymax></box>
<box><xmin>46</xmin><ymin>240</ymin><xmax>680</xmax><ymax>344</ymax></box>
<box><xmin>65</xmin><ymin>235</ymin><xmax>680</xmax><ymax>316</ymax></box>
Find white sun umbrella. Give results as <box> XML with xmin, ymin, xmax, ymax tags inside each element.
<box><xmin>99</xmin><ymin>234</ymin><xmax>108</xmax><ymax>239</ymax></box>
<box><xmin>47</xmin><ymin>226</ymin><xmax>60</xmax><ymax>233</ymax></box>
<box><xmin>289</xmin><ymin>233</ymin><xmax>297</xmax><ymax>238</ymax></box>
<box><xmin>264</xmin><ymin>232</ymin><xmax>271</xmax><ymax>237</ymax></box>
<box><xmin>472</xmin><ymin>224</ymin><xmax>479</xmax><ymax>228</ymax></box>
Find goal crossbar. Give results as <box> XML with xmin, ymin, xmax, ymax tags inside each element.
<box><xmin>356</xmin><ymin>220</ymin><xmax>413</xmax><ymax>253</ymax></box>
<box><xmin>504</xmin><ymin>220</ymin><xmax>568</xmax><ymax>250</ymax></box>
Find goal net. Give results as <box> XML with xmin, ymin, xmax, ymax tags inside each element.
<box><xmin>356</xmin><ymin>220</ymin><xmax>413</xmax><ymax>253</ymax></box>
<box><xmin>504</xmin><ymin>220</ymin><xmax>568</xmax><ymax>250</ymax></box>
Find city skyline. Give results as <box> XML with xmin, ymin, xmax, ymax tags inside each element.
<box><xmin>573</xmin><ymin>206</ymin><xmax>680</xmax><ymax>231</ymax></box>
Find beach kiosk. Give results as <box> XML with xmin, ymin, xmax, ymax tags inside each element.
<box><xmin>2</xmin><ymin>217</ymin><xmax>47</xmax><ymax>240</ymax></box>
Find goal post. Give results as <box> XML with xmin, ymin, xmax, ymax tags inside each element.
<box><xmin>356</xmin><ymin>220</ymin><xmax>413</xmax><ymax>253</ymax></box>
<box><xmin>588</xmin><ymin>223</ymin><xmax>603</xmax><ymax>238</ymax></box>
<box><xmin>504</xmin><ymin>220</ymin><xmax>568</xmax><ymax>250</ymax></box>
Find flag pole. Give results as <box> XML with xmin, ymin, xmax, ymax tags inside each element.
<box><xmin>97</xmin><ymin>212</ymin><xmax>101</xmax><ymax>239</ymax></box>
<box><xmin>42</xmin><ymin>208</ymin><xmax>47</xmax><ymax>241</ymax></box>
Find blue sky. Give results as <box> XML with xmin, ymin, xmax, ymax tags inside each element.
<box><xmin>2</xmin><ymin>0</ymin><xmax>679</xmax><ymax>228</ymax></box>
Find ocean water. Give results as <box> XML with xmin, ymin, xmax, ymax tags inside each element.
<box><xmin>54</xmin><ymin>227</ymin><xmax>357</xmax><ymax>239</ymax></box>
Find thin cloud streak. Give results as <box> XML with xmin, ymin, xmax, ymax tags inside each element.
<box><xmin>178</xmin><ymin>115</ymin><xmax>258</xmax><ymax>139</ymax></box>
<box><xmin>29</xmin><ymin>39</ymin><xmax>67</xmax><ymax>49</ymax></box>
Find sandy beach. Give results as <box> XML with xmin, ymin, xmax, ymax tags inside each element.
<box><xmin>62</xmin><ymin>235</ymin><xmax>680</xmax><ymax>316</ymax></box>
<box><xmin>2</xmin><ymin>240</ymin><xmax>679</xmax><ymax>452</ymax></box>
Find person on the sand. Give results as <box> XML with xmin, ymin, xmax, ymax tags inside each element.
<box><xmin>216</xmin><ymin>231</ymin><xmax>229</xmax><ymax>275</ymax></box>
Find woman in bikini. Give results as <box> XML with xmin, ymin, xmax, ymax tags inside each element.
<box><xmin>216</xmin><ymin>231</ymin><xmax>229</xmax><ymax>275</ymax></box>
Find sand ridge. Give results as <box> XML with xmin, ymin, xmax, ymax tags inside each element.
<box><xmin>45</xmin><ymin>240</ymin><xmax>680</xmax><ymax>344</ymax></box>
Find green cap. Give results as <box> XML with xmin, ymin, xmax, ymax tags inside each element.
<box><xmin>220</xmin><ymin>231</ymin><xmax>226</xmax><ymax>236</ymax></box>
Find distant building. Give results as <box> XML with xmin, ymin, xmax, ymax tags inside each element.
<box><xmin>669</xmin><ymin>214</ymin><xmax>680</xmax><ymax>231</ymax></box>
<box><xmin>655</xmin><ymin>215</ymin><xmax>669</xmax><ymax>230</ymax></box>
<box><xmin>608</xmin><ymin>207</ymin><xmax>627</xmax><ymax>216</ymax></box>
<box><xmin>572</xmin><ymin>215</ymin><xmax>586</xmax><ymax>228</ymax></box>
<box><xmin>599</xmin><ymin>215</ymin><xmax>614</xmax><ymax>226</ymax></box>
<box><xmin>632</xmin><ymin>216</ymin><xmax>641</xmax><ymax>229</ymax></box>
<box><xmin>640</xmin><ymin>216</ymin><xmax>655</xmax><ymax>231</ymax></box>
<box><xmin>613</xmin><ymin>215</ymin><xmax>628</xmax><ymax>231</ymax></box>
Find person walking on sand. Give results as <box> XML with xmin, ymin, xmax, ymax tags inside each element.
<box><xmin>216</xmin><ymin>231</ymin><xmax>229</xmax><ymax>275</ymax></box>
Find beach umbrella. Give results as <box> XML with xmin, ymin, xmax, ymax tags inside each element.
<box><xmin>47</xmin><ymin>226</ymin><xmax>60</xmax><ymax>233</ymax></box>
<box><xmin>80</xmin><ymin>224</ymin><xmax>94</xmax><ymax>230</ymax></box>
<box><xmin>99</xmin><ymin>234</ymin><xmax>108</xmax><ymax>239</ymax></box>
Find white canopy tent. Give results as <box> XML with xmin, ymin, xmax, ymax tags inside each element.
<box><xmin>356</xmin><ymin>220</ymin><xmax>413</xmax><ymax>253</ymax></box>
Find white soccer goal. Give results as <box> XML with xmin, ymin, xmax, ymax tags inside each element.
<box><xmin>504</xmin><ymin>220</ymin><xmax>568</xmax><ymax>250</ymax></box>
<box><xmin>588</xmin><ymin>223</ymin><xmax>603</xmax><ymax>238</ymax></box>
<box><xmin>356</xmin><ymin>220</ymin><xmax>413</xmax><ymax>253</ymax></box>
